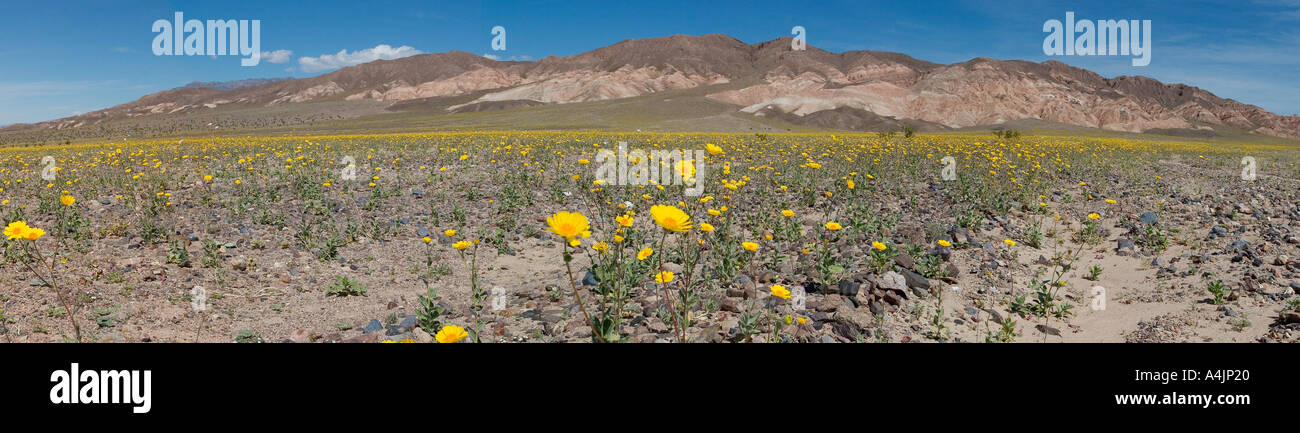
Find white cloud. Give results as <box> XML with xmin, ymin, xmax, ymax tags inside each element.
<box><xmin>298</xmin><ymin>44</ymin><xmax>422</xmax><ymax>73</ymax></box>
<box><xmin>481</xmin><ymin>53</ymin><xmax>532</xmax><ymax>61</ymax></box>
<box><xmin>261</xmin><ymin>49</ymin><xmax>293</xmax><ymax>64</ymax></box>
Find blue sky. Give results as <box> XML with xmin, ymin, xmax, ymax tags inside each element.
<box><xmin>2</xmin><ymin>0</ymin><xmax>1298</xmax><ymax>125</ymax></box>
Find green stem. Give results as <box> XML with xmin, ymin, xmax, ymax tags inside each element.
<box><xmin>562</xmin><ymin>243</ymin><xmax>604</xmax><ymax>343</ymax></box>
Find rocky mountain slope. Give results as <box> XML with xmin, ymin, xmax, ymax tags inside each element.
<box><xmin>7</xmin><ymin>34</ymin><xmax>1298</xmax><ymax>139</ymax></box>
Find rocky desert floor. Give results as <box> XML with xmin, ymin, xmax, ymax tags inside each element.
<box><xmin>1</xmin><ymin>131</ymin><xmax>1298</xmax><ymax>343</ymax></box>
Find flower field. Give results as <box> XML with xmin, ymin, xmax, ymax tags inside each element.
<box><xmin>1</xmin><ymin>131</ymin><xmax>1298</xmax><ymax>343</ymax></box>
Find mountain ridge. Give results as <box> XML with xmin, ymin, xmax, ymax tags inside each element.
<box><xmin>178</xmin><ymin>78</ymin><xmax>295</xmax><ymax>91</ymax></box>
<box><xmin>5</xmin><ymin>33</ymin><xmax>1297</xmax><ymax>140</ymax></box>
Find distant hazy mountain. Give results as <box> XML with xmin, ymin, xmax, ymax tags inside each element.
<box><xmin>178</xmin><ymin>78</ymin><xmax>295</xmax><ymax>92</ymax></box>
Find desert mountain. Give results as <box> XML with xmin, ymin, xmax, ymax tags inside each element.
<box><xmin>179</xmin><ymin>78</ymin><xmax>294</xmax><ymax>91</ymax></box>
<box><xmin>11</xmin><ymin>34</ymin><xmax>1300</xmax><ymax>139</ymax></box>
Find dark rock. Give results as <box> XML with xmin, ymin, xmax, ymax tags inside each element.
<box><xmin>1116</xmin><ymin>238</ymin><xmax>1136</xmax><ymax>256</ymax></box>
<box><xmin>983</xmin><ymin>308</ymin><xmax>1004</xmax><ymax>323</ymax></box>
<box><xmin>804</xmin><ymin>280</ymin><xmax>825</xmax><ymax>294</ymax></box>
<box><xmin>398</xmin><ymin>314</ymin><xmax>417</xmax><ymax>330</ymax></box>
<box><xmin>1035</xmin><ymin>324</ymin><xmax>1061</xmax><ymax>336</ymax></box>
<box><xmin>898</xmin><ymin>268</ymin><xmax>930</xmax><ymax>293</ymax></box>
<box><xmin>869</xmin><ymin>300</ymin><xmax>885</xmax><ymax>316</ymax></box>
<box><xmin>837</xmin><ymin>280</ymin><xmax>861</xmax><ymax>297</ymax></box>
<box><xmin>1139</xmin><ymin>212</ymin><xmax>1159</xmax><ymax>225</ymax></box>
<box><xmin>943</xmin><ymin>263</ymin><xmax>960</xmax><ymax>281</ymax></box>
<box><xmin>893</xmin><ymin>253</ymin><xmax>915</xmax><ymax>270</ymax></box>
<box><xmin>725</xmin><ymin>286</ymin><xmax>753</xmax><ymax>299</ymax></box>
<box><xmin>363</xmin><ymin>319</ymin><xmax>383</xmax><ymax>334</ymax></box>
<box><xmin>929</xmin><ymin>246</ymin><xmax>952</xmax><ymax>262</ymax></box>
<box><xmin>830</xmin><ymin>321</ymin><xmax>861</xmax><ymax>341</ymax></box>
<box><xmin>1229</xmin><ymin>240</ymin><xmax>1250</xmax><ymax>252</ymax></box>
<box><xmin>734</xmin><ymin>275</ymin><xmax>752</xmax><ymax>287</ymax></box>
<box><xmin>581</xmin><ymin>270</ymin><xmax>599</xmax><ymax>286</ymax></box>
